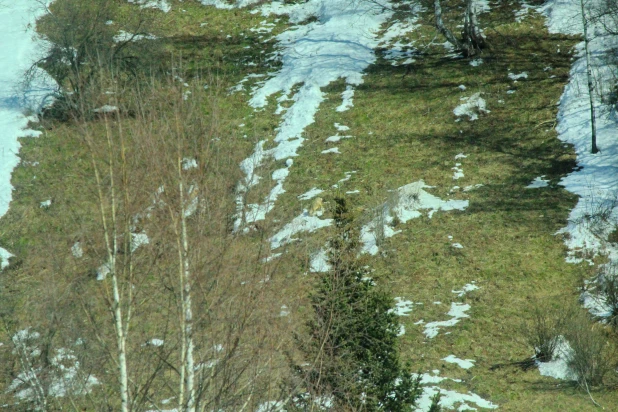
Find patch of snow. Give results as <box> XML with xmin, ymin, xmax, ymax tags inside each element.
<box><xmin>228</xmin><ymin>73</ymin><xmax>266</xmax><ymax>94</ymax></box>
<box><xmin>71</xmin><ymin>242</ymin><xmax>83</xmax><ymax>259</ymax></box>
<box><xmin>527</xmin><ymin>175</ymin><xmax>550</xmax><ymax>188</ymax></box>
<box><xmin>93</xmin><ymin>105</ymin><xmax>119</xmax><ymax>113</ymax></box>
<box><xmin>537</xmin><ymin>336</ymin><xmax>576</xmax><ymax>380</ymax></box>
<box><xmin>458</xmin><ymin>84</ymin><xmax>467</xmax><ymax>91</ymax></box>
<box><xmin>332</xmin><ymin>171</ymin><xmax>356</xmax><ymax>189</ymax></box>
<box><xmin>310</xmin><ymin>248</ymin><xmax>331</xmax><ymax>272</ymax></box>
<box><xmin>442</xmin><ymin>355</ymin><xmax>475</xmax><ymax>369</ymax></box>
<box><xmin>255</xmin><ymin>401</ymin><xmax>284</xmax><ymax>412</ymax></box>
<box><xmin>325</xmin><ymin>133</ymin><xmax>352</xmax><ymax>143</ymax></box>
<box><xmin>182</xmin><ymin>158</ymin><xmax>198</xmax><ymax>170</ymax></box>
<box><xmin>454</xmin><ymin>153</ymin><xmax>467</xmax><ymax>159</ymax></box>
<box><xmin>463</xmin><ymin>183</ymin><xmax>484</xmax><ymax>192</ymax></box>
<box><xmin>453</xmin><ymin>92</ymin><xmax>489</xmax><ymax>121</ymax></box>
<box><xmin>516</xmin><ymin>1</ymin><xmax>534</xmax><ymax>22</ymax></box>
<box><xmin>473</xmin><ymin>0</ymin><xmax>491</xmax><ymax>13</ymax></box>
<box><xmin>423</xmin><ymin>303</ymin><xmax>471</xmax><ymax>338</ymax></box>
<box><xmin>391</xmin><ymin>297</ymin><xmax>414</xmax><ymax>316</ymax></box>
<box><xmin>128</xmin><ymin>0</ymin><xmax>171</xmax><ymax>12</ymax></box>
<box><xmin>452</xmin><ymin>164</ymin><xmax>464</xmax><ymax>180</ymax></box>
<box><xmin>361</xmin><ymin>180</ymin><xmax>468</xmax><ymax>255</ymax></box>
<box><xmin>131</xmin><ymin>232</ymin><xmax>149</xmax><ymax>253</ymax></box>
<box><xmin>40</xmin><ymin>199</ymin><xmax>51</xmax><ymax>208</ymax></box>
<box><xmin>0</xmin><ymin>247</ymin><xmax>13</xmax><ymax>271</ymax></box>
<box><xmin>380</xmin><ymin>16</ymin><xmax>421</xmax><ymax>66</ymax></box>
<box><xmin>415</xmin><ymin>386</ymin><xmax>497</xmax><ymax>411</ymax></box>
<box><xmin>9</xmin><ymin>331</ymin><xmax>99</xmax><ymax>401</ymax></box>
<box><xmin>336</xmin><ymin>85</ymin><xmax>355</xmax><ymax>112</ymax></box>
<box><xmin>270</xmin><ymin>213</ymin><xmax>333</xmax><ymax>250</ymax></box>
<box><xmin>451</xmin><ymin>243</ymin><xmax>464</xmax><ymax>249</ymax></box>
<box><xmin>113</xmin><ymin>30</ymin><xmax>158</xmax><ymax>43</ymax></box>
<box><xmin>200</xmin><ymin>0</ymin><xmax>263</xmax><ymax>9</ymax></box>
<box><xmin>146</xmin><ymin>338</ymin><xmax>164</xmax><ymax>347</ymax></box>
<box><xmin>469</xmin><ymin>58</ymin><xmax>483</xmax><ymax>66</ymax></box>
<box><xmin>251</xmin><ymin>20</ymin><xmax>276</xmax><ymax>34</ymax></box>
<box><xmin>321</xmin><ymin>147</ymin><xmax>340</xmax><ymax>154</ymax></box>
<box><xmin>508</xmin><ymin>71</ymin><xmax>529</xmax><ymax>81</ymax></box>
<box><xmin>96</xmin><ymin>261</ymin><xmax>112</xmax><ymax>281</ymax></box>
<box><xmin>334</xmin><ymin>122</ymin><xmax>349</xmax><ymax>131</ymax></box>
<box><xmin>280</xmin><ymin>305</ymin><xmax>290</xmax><ymax>317</ymax></box>
<box><xmin>452</xmin><ymin>282</ymin><xmax>479</xmax><ymax>297</ymax></box>
<box><xmin>298</xmin><ymin>187</ymin><xmax>323</xmax><ymax>200</ymax></box>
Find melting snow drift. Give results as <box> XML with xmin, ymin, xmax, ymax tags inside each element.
<box><xmin>0</xmin><ymin>1</ymin><xmax>56</xmax><ymax>271</ymax></box>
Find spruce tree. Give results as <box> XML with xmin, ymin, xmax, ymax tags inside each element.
<box><xmin>290</xmin><ymin>197</ymin><xmax>421</xmax><ymax>411</ymax></box>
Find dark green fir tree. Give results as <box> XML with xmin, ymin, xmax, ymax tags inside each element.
<box><xmin>288</xmin><ymin>197</ymin><xmax>423</xmax><ymax>411</ymax></box>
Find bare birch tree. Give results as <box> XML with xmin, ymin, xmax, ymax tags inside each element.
<box><xmin>433</xmin><ymin>0</ymin><xmax>485</xmax><ymax>56</ymax></box>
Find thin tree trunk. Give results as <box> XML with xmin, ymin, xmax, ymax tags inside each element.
<box><xmin>463</xmin><ymin>0</ymin><xmax>485</xmax><ymax>55</ymax></box>
<box><xmin>434</xmin><ymin>0</ymin><xmax>463</xmax><ymax>50</ymax></box>
<box><xmin>581</xmin><ymin>0</ymin><xmax>599</xmax><ymax>153</ymax></box>
<box><xmin>94</xmin><ymin>117</ymin><xmax>130</xmax><ymax>412</ymax></box>
<box><xmin>175</xmin><ymin>144</ymin><xmax>195</xmax><ymax>412</ymax></box>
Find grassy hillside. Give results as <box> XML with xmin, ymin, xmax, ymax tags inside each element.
<box><xmin>0</xmin><ymin>0</ymin><xmax>615</xmax><ymax>410</ymax></box>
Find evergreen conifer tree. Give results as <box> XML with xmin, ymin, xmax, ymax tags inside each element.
<box><xmin>289</xmin><ymin>197</ymin><xmax>421</xmax><ymax>411</ymax></box>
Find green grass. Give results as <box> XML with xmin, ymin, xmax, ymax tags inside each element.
<box><xmin>1</xmin><ymin>0</ymin><xmax>616</xmax><ymax>410</ymax></box>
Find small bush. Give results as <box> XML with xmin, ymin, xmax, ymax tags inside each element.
<box><xmin>564</xmin><ymin>311</ymin><xmax>611</xmax><ymax>388</ymax></box>
<box><xmin>597</xmin><ymin>272</ymin><xmax>618</xmax><ymax>327</ymax></box>
<box><xmin>372</xmin><ymin>203</ymin><xmax>389</xmax><ymax>247</ymax></box>
<box><xmin>32</xmin><ymin>0</ymin><xmax>163</xmax><ymax>120</ymax></box>
<box><xmin>522</xmin><ymin>304</ymin><xmax>568</xmax><ymax>362</ymax></box>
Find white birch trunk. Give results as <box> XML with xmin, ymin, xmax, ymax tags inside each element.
<box><xmin>581</xmin><ymin>0</ymin><xmax>599</xmax><ymax>153</ymax></box>
<box><xmin>434</xmin><ymin>0</ymin><xmax>463</xmax><ymax>50</ymax></box>
<box><xmin>177</xmin><ymin>154</ymin><xmax>196</xmax><ymax>412</ymax></box>
<box><xmin>95</xmin><ymin>119</ymin><xmax>130</xmax><ymax>412</ymax></box>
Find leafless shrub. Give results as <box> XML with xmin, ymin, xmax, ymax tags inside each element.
<box><xmin>591</xmin><ymin>265</ymin><xmax>618</xmax><ymax>328</ymax></box>
<box><xmin>564</xmin><ymin>311</ymin><xmax>612</xmax><ymax>388</ymax></box>
<box><xmin>522</xmin><ymin>304</ymin><xmax>569</xmax><ymax>362</ymax></box>
<box><xmin>372</xmin><ymin>203</ymin><xmax>388</xmax><ymax>247</ymax></box>
<box><xmin>29</xmin><ymin>0</ymin><xmax>163</xmax><ymax>121</ymax></box>
<box><xmin>573</xmin><ymin>187</ymin><xmax>618</xmax><ymax>241</ymax></box>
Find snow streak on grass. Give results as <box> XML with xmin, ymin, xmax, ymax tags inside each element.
<box><xmin>539</xmin><ymin>0</ymin><xmax>618</xmax><ymax>318</ymax></box>
<box><xmin>540</xmin><ymin>0</ymin><xmax>618</xmax><ymax>262</ymax></box>
<box><xmin>360</xmin><ymin>180</ymin><xmax>468</xmax><ymax>255</ymax></box>
<box><xmin>222</xmin><ymin>0</ymin><xmax>420</xmax><ymax>231</ymax></box>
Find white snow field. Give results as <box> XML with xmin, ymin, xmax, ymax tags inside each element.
<box><xmin>0</xmin><ymin>1</ymin><xmax>56</xmax><ymax>271</ymax></box>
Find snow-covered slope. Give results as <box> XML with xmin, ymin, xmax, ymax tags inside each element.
<box><xmin>0</xmin><ymin>1</ymin><xmax>56</xmax><ymax>270</ymax></box>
